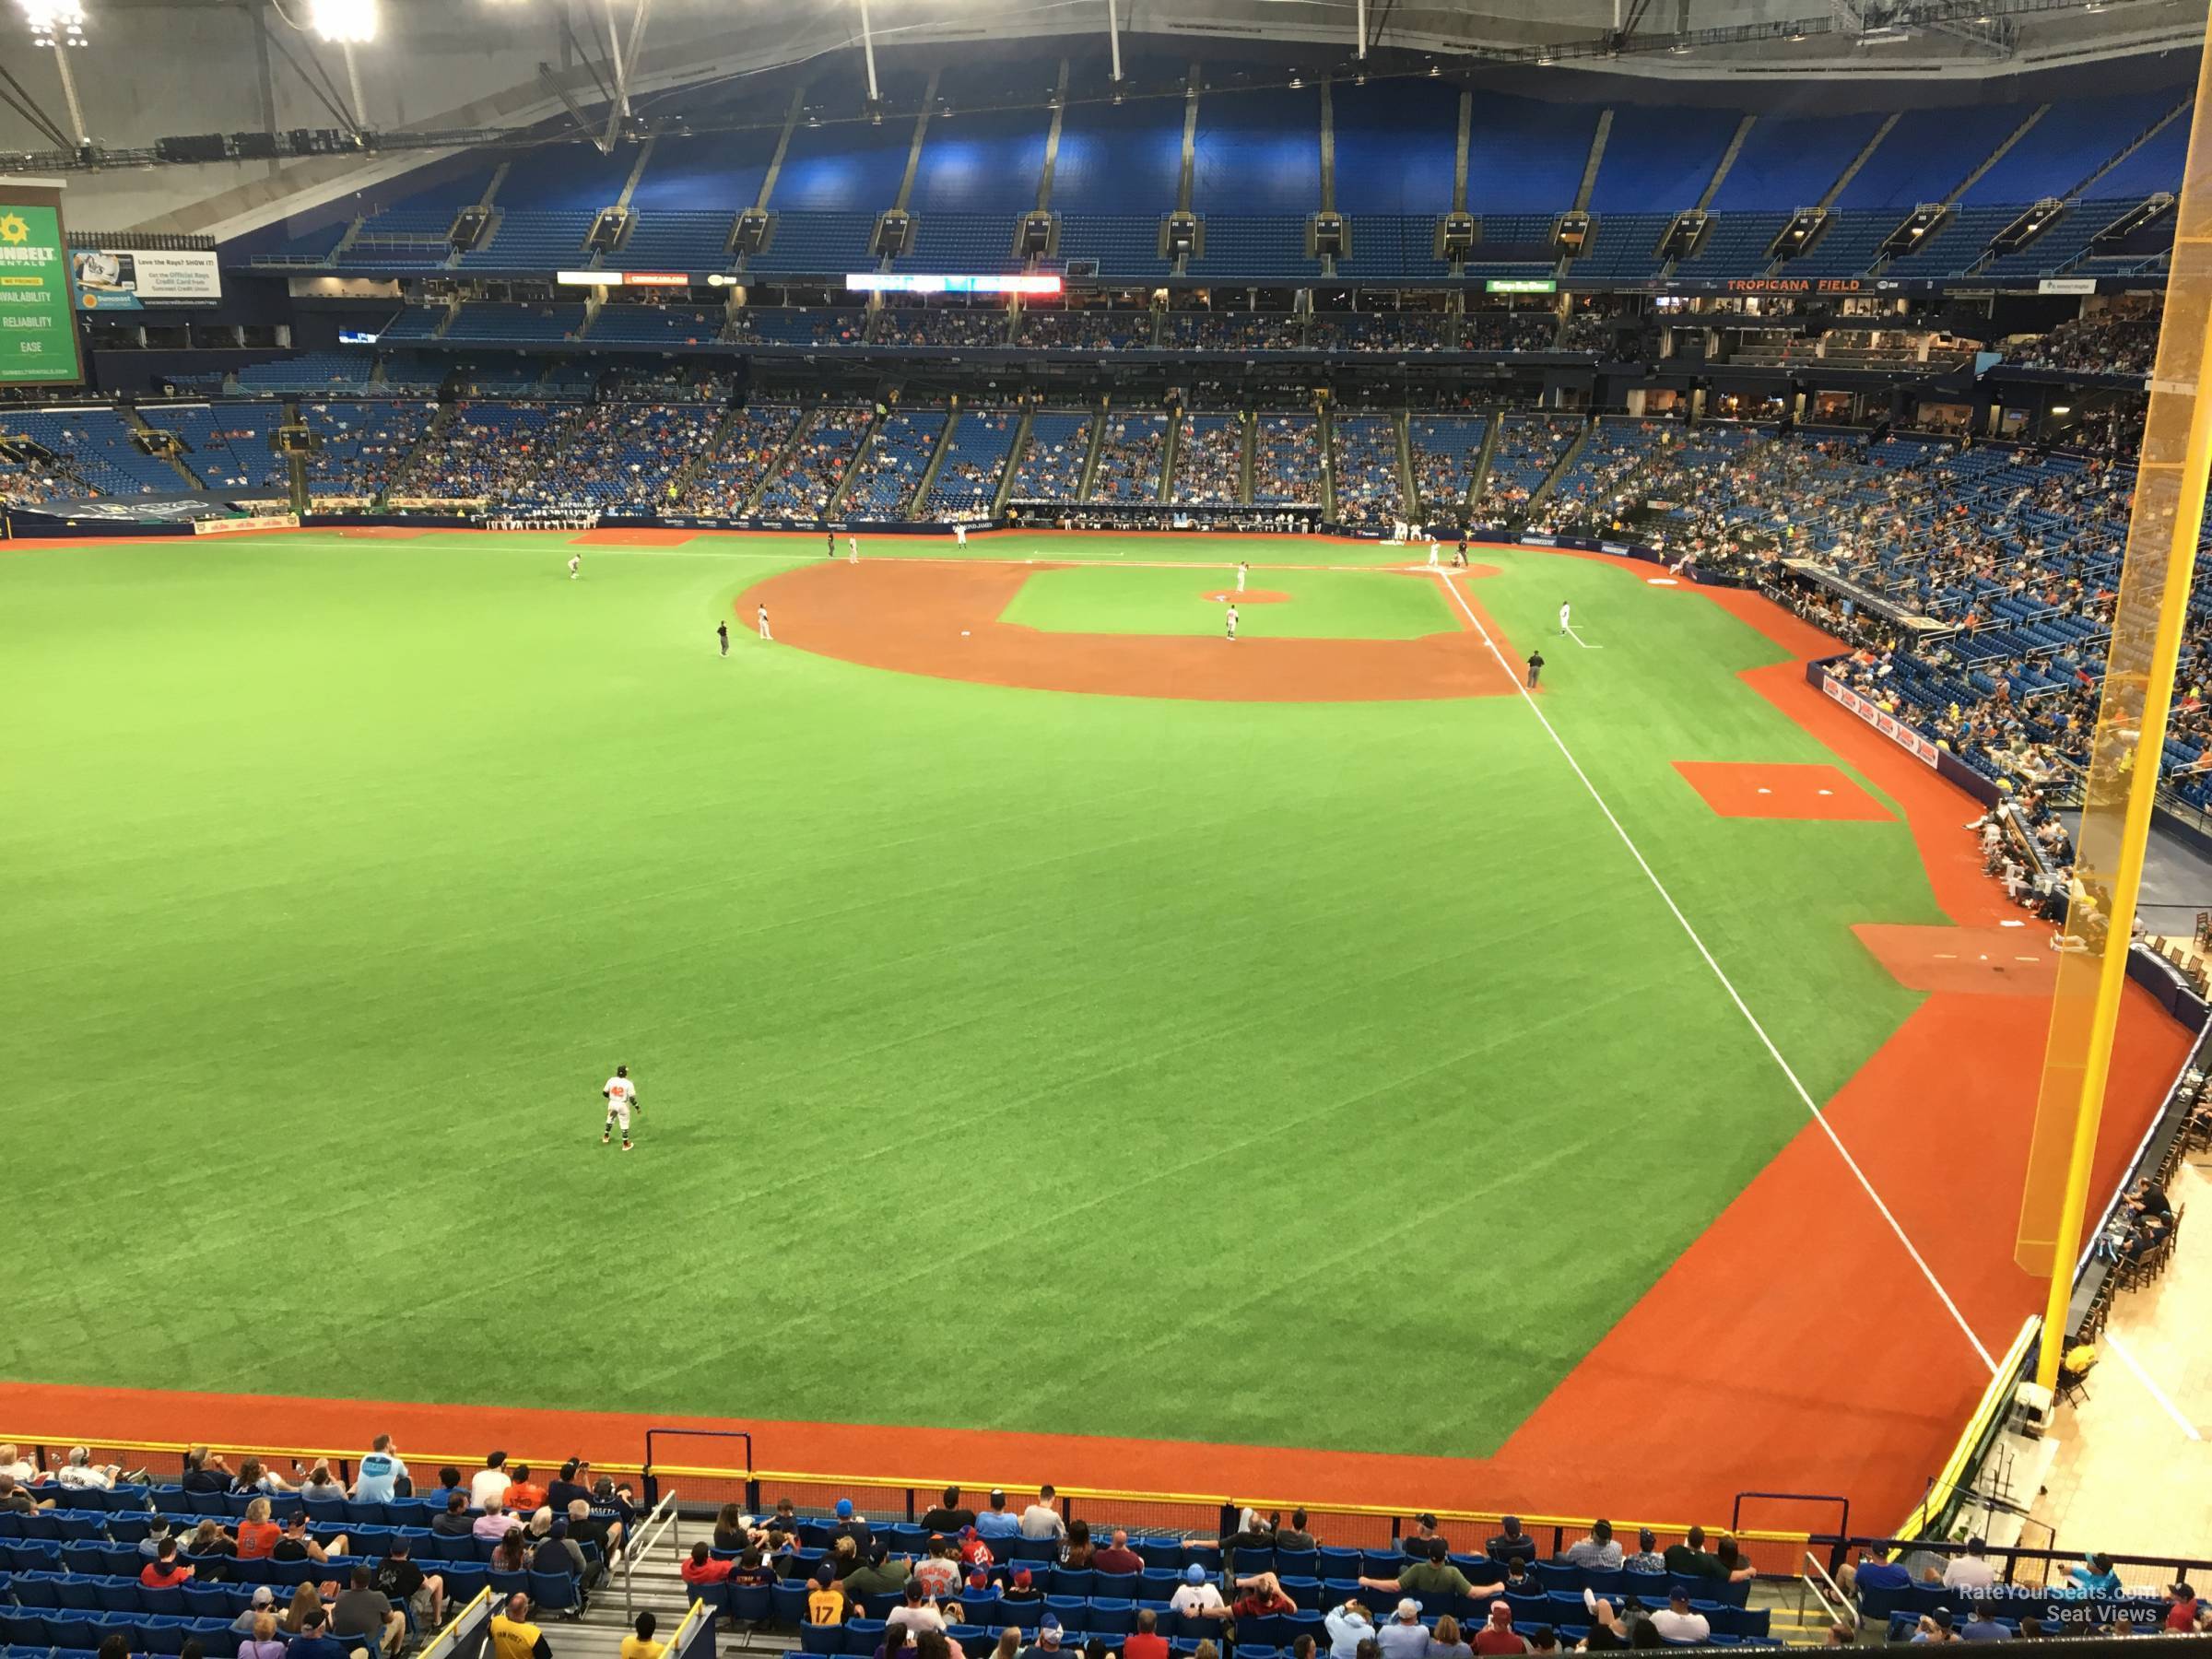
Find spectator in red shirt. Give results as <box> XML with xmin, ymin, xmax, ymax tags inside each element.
<box><xmin>2167</xmin><ymin>1584</ymin><xmax>2201</xmax><ymax>1632</ymax></box>
<box><xmin>1473</xmin><ymin>1603</ymin><xmax>1526</xmax><ymax>1657</ymax></box>
<box><xmin>1234</xmin><ymin>1579</ymin><xmax>1297</xmax><ymax>1620</ymax></box>
<box><xmin>142</xmin><ymin>1540</ymin><xmax>194</xmax><ymax>1589</ymax></box>
<box><xmin>1123</xmin><ymin>1611</ymin><xmax>1169</xmax><ymax>1659</ymax></box>
<box><xmin>1092</xmin><ymin>1530</ymin><xmax>1144</xmax><ymax>1578</ymax></box>
<box><xmin>681</xmin><ymin>1543</ymin><xmax>736</xmax><ymax>1587</ymax></box>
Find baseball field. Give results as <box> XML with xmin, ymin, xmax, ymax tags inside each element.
<box><xmin>0</xmin><ymin>525</ymin><xmax>2186</xmax><ymax>1524</ymax></box>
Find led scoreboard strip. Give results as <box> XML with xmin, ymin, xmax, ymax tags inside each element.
<box><xmin>845</xmin><ymin>274</ymin><xmax>1065</xmax><ymax>295</ymax></box>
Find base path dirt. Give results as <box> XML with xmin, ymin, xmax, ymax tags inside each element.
<box><xmin>738</xmin><ymin>559</ymin><xmax>1524</xmax><ymax>702</ymax></box>
<box><xmin>1200</xmin><ymin>588</ymin><xmax>1290</xmax><ymax>604</ymax></box>
<box><xmin>1675</xmin><ymin>760</ymin><xmax>1893</xmax><ymax>822</ymax></box>
<box><xmin>1854</xmin><ymin>924</ymin><xmax>2061</xmax><ymax>995</ymax></box>
<box><xmin>573</xmin><ymin>526</ymin><xmax>700</xmax><ymax>547</ymax></box>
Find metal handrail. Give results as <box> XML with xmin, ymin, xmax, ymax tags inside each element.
<box><xmin>1799</xmin><ymin>1548</ymin><xmax>1852</xmax><ymax>1637</ymax></box>
<box><xmin>623</xmin><ymin>1487</ymin><xmax>681</xmax><ymax>1617</ymax></box>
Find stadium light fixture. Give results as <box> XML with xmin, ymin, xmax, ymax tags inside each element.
<box><xmin>19</xmin><ymin>0</ymin><xmax>88</xmax><ymax>46</ymax></box>
<box><xmin>307</xmin><ymin>0</ymin><xmax>375</xmax><ymax>41</ymax></box>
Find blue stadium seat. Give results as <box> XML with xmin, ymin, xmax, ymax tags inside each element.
<box><xmin>1087</xmin><ymin>1600</ymin><xmax>1134</xmax><ymax>1636</ymax></box>
<box><xmin>729</xmin><ymin>1582</ymin><xmax>772</xmax><ymax>1624</ymax></box>
<box><xmin>842</xmin><ymin>1617</ymin><xmax>886</xmax><ymax>1653</ymax></box>
<box><xmin>798</xmin><ymin>1623</ymin><xmax>843</xmax><ymax>1654</ymax></box>
<box><xmin>95</xmin><ymin>1580</ymin><xmax>142</xmax><ymax>1613</ymax></box>
<box><xmin>771</xmin><ymin>1580</ymin><xmax>811</xmax><ymax>1627</ymax></box>
<box><xmin>1051</xmin><ymin>1567</ymin><xmax>1094</xmax><ymax>1597</ymax></box>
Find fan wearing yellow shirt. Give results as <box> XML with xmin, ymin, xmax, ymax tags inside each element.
<box><xmin>491</xmin><ymin>1595</ymin><xmax>550</xmax><ymax>1659</ymax></box>
<box><xmin>807</xmin><ymin>1566</ymin><xmax>853</xmax><ymax>1626</ymax></box>
<box><xmin>621</xmin><ymin>1612</ymin><xmax>665</xmax><ymax>1659</ymax></box>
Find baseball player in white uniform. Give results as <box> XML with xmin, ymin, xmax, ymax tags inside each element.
<box><xmin>602</xmin><ymin>1065</ymin><xmax>638</xmax><ymax>1150</ymax></box>
<box><xmin>1225</xmin><ymin>604</ymin><xmax>1240</xmax><ymax>642</ymax></box>
<box><xmin>567</xmin><ymin>554</ymin><xmax>581</xmax><ymax>581</ymax></box>
<box><xmin>758</xmin><ymin>603</ymin><xmax>772</xmax><ymax>641</ymax></box>
<box><xmin>1236</xmin><ymin>560</ymin><xmax>1248</xmax><ymax>593</ymax></box>
<box><xmin>847</xmin><ymin>535</ymin><xmax>859</xmax><ymax>563</ymax></box>
<box><xmin>1559</xmin><ymin>601</ymin><xmax>1572</xmax><ymax>636</ymax></box>
<box><xmin>954</xmin><ymin>524</ymin><xmax>968</xmax><ymax>547</ymax></box>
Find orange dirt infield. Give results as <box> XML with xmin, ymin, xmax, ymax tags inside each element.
<box><xmin>572</xmin><ymin>526</ymin><xmax>699</xmax><ymax>546</ymax></box>
<box><xmin>1854</xmin><ymin>924</ymin><xmax>2060</xmax><ymax>996</ymax></box>
<box><xmin>1674</xmin><ymin>760</ymin><xmax>1893</xmax><ymax>822</ymax></box>
<box><xmin>736</xmin><ymin>559</ymin><xmax>1525</xmax><ymax>702</ymax></box>
<box><xmin>1200</xmin><ymin>588</ymin><xmax>1290</xmax><ymax>604</ymax></box>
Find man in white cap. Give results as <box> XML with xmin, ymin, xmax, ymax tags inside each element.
<box><xmin>1379</xmin><ymin>1600</ymin><xmax>1430</xmax><ymax>1659</ymax></box>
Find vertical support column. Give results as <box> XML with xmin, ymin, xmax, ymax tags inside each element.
<box><xmin>1319</xmin><ymin>80</ymin><xmax>1335</xmax><ymax>215</ymax></box>
<box><xmin>1178</xmin><ymin>64</ymin><xmax>1201</xmax><ymax>215</ymax></box>
<box><xmin>1453</xmin><ymin>90</ymin><xmax>1472</xmax><ymax>216</ymax></box>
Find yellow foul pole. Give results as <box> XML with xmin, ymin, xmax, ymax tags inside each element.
<box><xmin>2017</xmin><ymin>29</ymin><xmax>2212</xmax><ymax>1393</ymax></box>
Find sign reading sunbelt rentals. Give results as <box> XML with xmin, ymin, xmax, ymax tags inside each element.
<box><xmin>74</xmin><ymin>246</ymin><xmax>222</xmax><ymax>309</ymax></box>
<box><xmin>0</xmin><ymin>197</ymin><xmax>82</xmax><ymax>386</ymax></box>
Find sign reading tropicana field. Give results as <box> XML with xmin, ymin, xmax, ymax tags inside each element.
<box><xmin>0</xmin><ymin>198</ymin><xmax>82</xmax><ymax>385</ymax></box>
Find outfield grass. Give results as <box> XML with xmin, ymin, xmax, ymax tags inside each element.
<box><xmin>999</xmin><ymin>564</ymin><xmax>1454</xmax><ymax>640</ymax></box>
<box><xmin>0</xmin><ymin>530</ymin><xmax>1939</xmax><ymax>1454</ymax></box>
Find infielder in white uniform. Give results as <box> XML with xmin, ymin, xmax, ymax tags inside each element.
<box><xmin>954</xmin><ymin>524</ymin><xmax>968</xmax><ymax>547</ymax></box>
<box><xmin>847</xmin><ymin>535</ymin><xmax>859</xmax><ymax>563</ymax></box>
<box><xmin>1226</xmin><ymin>604</ymin><xmax>1240</xmax><ymax>642</ymax></box>
<box><xmin>1236</xmin><ymin>560</ymin><xmax>1248</xmax><ymax>594</ymax></box>
<box><xmin>602</xmin><ymin>1065</ymin><xmax>638</xmax><ymax>1150</ymax></box>
<box><xmin>567</xmin><ymin>554</ymin><xmax>581</xmax><ymax>581</ymax></box>
<box><xmin>1428</xmin><ymin>540</ymin><xmax>1440</xmax><ymax>568</ymax></box>
<box><xmin>758</xmin><ymin>603</ymin><xmax>772</xmax><ymax>641</ymax></box>
<box><xmin>1559</xmin><ymin>602</ymin><xmax>1572</xmax><ymax>635</ymax></box>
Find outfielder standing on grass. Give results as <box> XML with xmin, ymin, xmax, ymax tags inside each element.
<box><xmin>717</xmin><ymin>620</ymin><xmax>729</xmax><ymax>657</ymax></box>
<box><xmin>602</xmin><ymin>1065</ymin><xmax>638</xmax><ymax>1150</ymax></box>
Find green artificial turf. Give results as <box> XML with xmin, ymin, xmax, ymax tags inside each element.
<box><xmin>998</xmin><ymin>564</ymin><xmax>1454</xmax><ymax>640</ymax></box>
<box><xmin>0</xmin><ymin>530</ymin><xmax>1939</xmax><ymax>1453</ymax></box>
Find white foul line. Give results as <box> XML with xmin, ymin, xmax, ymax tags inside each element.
<box><xmin>1564</xmin><ymin>624</ymin><xmax>1604</xmax><ymax>650</ymax></box>
<box><xmin>2103</xmin><ymin>1332</ymin><xmax>2203</xmax><ymax>1440</ymax></box>
<box><xmin>1433</xmin><ymin>571</ymin><xmax>1998</xmax><ymax>1373</ymax></box>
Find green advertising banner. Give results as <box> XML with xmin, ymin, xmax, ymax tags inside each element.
<box><xmin>0</xmin><ymin>198</ymin><xmax>84</xmax><ymax>386</ymax></box>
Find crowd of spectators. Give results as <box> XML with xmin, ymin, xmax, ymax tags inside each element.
<box><xmin>1251</xmin><ymin>415</ymin><xmax>1321</xmax><ymax>507</ymax></box>
<box><xmin>403</xmin><ymin>401</ymin><xmax>586</xmax><ymax>505</ymax></box>
<box><xmin>1472</xmin><ymin>415</ymin><xmax>1583</xmax><ymax>521</ymax></box>
<box><xmin>842</xmin><ymin>410</ymin><xmax>945</xmax><ymax>516</ymax></box>
<box><xmin>301</xmin><ymin>400</ymin><xmax>437</xmax><ymax>501</ymax></box>
<box><xmin>1330</xmin><ymin>415</ymin><xmax>1402</xmax><ymax>528</ymax></box>
<box><xmin>1006</xmin><ymin>412</ymin><xmax>1094</xmax><ymax>502</ymax></box>
<box><xmin>675</xmin><ymin>404</ymin><xmax>801</xmax><ymax>517</ymax></box>
<box><xmin>546</xmin><ymin>401</ymin><xmax>722</xmax><ymax>510</ymax></box>
<box><xmin>756</xmin><ymin>406</ymin><xmax>877</xmax><ymax>517</ymax></box>
<box><xmin>925</xmin><ymin>409</ymin><xmax>1017</xmax><ymax>518</ymax></box>
<box><xmin>1169</xmin><ymin>312</ymin><xmax>1304</xmax><ymax>351</ymax></box>
<box><xmin>1408</xmin><ymin>417</ymin><xmax>1487</xmax><ymax>522</ymax></box>
<box><xmin>1017</xmin><ymin>312</ymin><xmax>1154</xmax><ymax>351</ymax></box>
<box><xmin>875</xmin><ymin>307</ymin><xmax>1012</xmax><ymax>348</ymax></box>
<box><xmin>1089</xmin><ymin>414</ymin><xmax>1168</xmax><ymax>502</ymax></box>
<box><xmin>1172</xmin><ymin>416</ymin><xmax>1245</xmax><ymax>505</ymax></box>
<box><xmin>2009</xmin><ymin>303</ymin><xmax>2161</xmax><ymax>378</ymax></box>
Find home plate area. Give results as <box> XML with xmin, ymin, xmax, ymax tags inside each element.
<box><xmin>1673</xmin><ymin>760</ymin><xmax>1892</xmax><ymax>822</ymax></box>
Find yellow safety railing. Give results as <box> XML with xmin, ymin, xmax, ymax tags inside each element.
<box><xmin>5</xmin><ymin>1432</ymin><xmax>1814</xmax><ymax>1575</ymax></box>
<box><xmin>1891</xmin><ymin>1314</ymin><xmax>2041</xmax><ymax>1543</ymax></box>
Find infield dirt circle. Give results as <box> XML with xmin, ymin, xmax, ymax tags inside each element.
<box><xmin>737</xmin><ymin>559</ymin><xmax>1525</xmax><ymax>702</ymax></box>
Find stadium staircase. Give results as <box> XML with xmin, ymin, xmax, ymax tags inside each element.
<box><xmin>120</xmin><ymin>406</ymin><xmax>206</xmax><ymax>490</ymax></box>
<box><xmin>1074</xmin><ymin>400</ymin><xmax>1109</xmax><ymax>503</ymax></box>
<box><xmin>669</xmin><ymin>404</ymin><xmax>750</xmax><ymax>504</ymax></box>
<box><xmin>1238</xmin><ymin>415</ymin><xmax>1256</xmax><ymax>507</ymax></box>
<box><xmin>386</xmin><ymin>402</ymin><xmax>458</xmax><ymax>497</ymax></box>
<box><xmin>990</xmin><ymin>407</ymin><xmax>1034</xmax><ymax>518</ymax></box>
<box><xmin>1465</xmin><ymin>418</ymin><xmax>1502</xmax><ymax>515</ymax></box>
<box><xmin>1155</xmin><ymin>416</ymin><xmax>1181</xmax><ymax>504</ymax></box>
<box><xmin>1524</xmin><ymin>417</ymin><xmax>1593</xmax><ymax>511</ymax></box>
<box><xmin>1394</xmin><ymin>413</ymin><xmax>1416</xmax><ymax>515</ymax></box>
<box><xmin>908</xmin><ymin>408</ymin><xmax>959</xmax><ymax>522</ymax></box>
<box><xmin>1317</xmin><ymin>405</ymin><xmax>1336</xmax><ymax>521</ymax></box>
<box><xmin>823</xmin><ymin>406</ymin><xmax>888</xmax><ymax>518</ymax></box>
<box><xmin>739</xmin><ymin>407</ymin><xmax>814</xmax><ymax>516</ymax></box>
